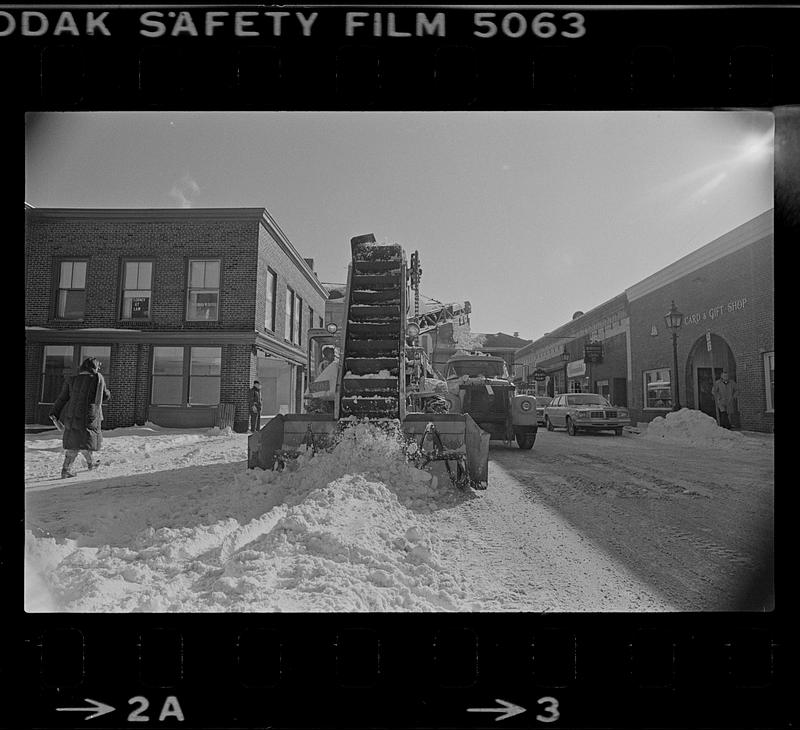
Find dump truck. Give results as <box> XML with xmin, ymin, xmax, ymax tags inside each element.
<box><xmin>441</xmin><ymin>354</ymin><xmax>538</xmax><ymax>449</ymax></box>
<box><xmin>247</xmin><ymin>234</ymin><xmax>490</xmax><ymax>488</ymax></box>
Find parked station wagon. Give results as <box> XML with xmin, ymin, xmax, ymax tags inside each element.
<box><xmin>544</xmin><ymin>393</ymin><xmax>631</xmax><ymax>436</ymax></box>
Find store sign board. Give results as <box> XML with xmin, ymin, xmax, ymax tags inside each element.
<box><xmin>706</xmin><ymin>330</ymin><xmax>712</xmax><ymax>352</ymax></box>
<box><xmin>131</xmin><ymin>297</ymin><xmax>149</xmax><ymax>318</ymax></box>
<box><xmin>567</xmin><ymin>360</ymin><xmax>586</xmax><ymax>377</ymax></box>
<box><xmin>683</xmin><ymin>297</ymin><xmax>748</xmax><ymax>326</ymax></box>
<box><xmin>583</xmin><ymin>342</ymin><xmax>603</xmax><ymax>363</ymax></box>
<box><xmin>532</xmin><ymin>368</ymin><xmax>547</xmax><ymax>381</ymax></box>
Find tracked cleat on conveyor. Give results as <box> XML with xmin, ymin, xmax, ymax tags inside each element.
<box><xmin>340</xmin><ymin>234</ymin><xmax>405</xmax><ymax>420</ymax></box>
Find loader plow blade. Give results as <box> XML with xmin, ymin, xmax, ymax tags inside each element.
<box><xmin>248</xmin><ymin>414</ymin><xmax>337</xmax><ymax>470</ymax></box>
<box><xmin>402</xmin><ymin>413</ymin><xmax>489</xmax><ymax>489</ymax></box>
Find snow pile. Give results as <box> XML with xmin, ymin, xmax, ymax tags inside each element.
<box><xmin>25</xmin><ymin>422</ymin><xmax>474</xmax><ymax>612</ymax></box>
<box><xmin>642</xmin><ymin>408</ymin><xmax>746</xmax><ymax>449</ymax></box>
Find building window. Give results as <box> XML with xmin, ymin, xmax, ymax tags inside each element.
<box><xmin>285</xmin><ymin>287</ymin><xmax>294</xmax><ymax>342</ymax></box>
<box><xmin>121</xmin><ymin>261</ymin><xmax>153</xmax><ymax>320</ymax></box>
<box><xmin>56</xmin><ymin>260</ymin><xmax>87</xmax><ymax>320</ymax></box>
<box><xmin>187</xmin><ymin>259</ymin><xmax>220</xmax><ymax>321</ymax></box>
<box><xmin>152</xmin><ymin>346</ymin><xmax>184</xmax><ymax>405</ymax></box>
<box><xmin>41</xmin><ymin>345</ymin><xmax>74</xmax><ymax>403</ymax></box>
<box><xmin>764</xmin><ymin>351</ymin><xmax>774</xmax><ymax>411</ymax></box>
<box><xmin>189</xmin><ymin>347</ymin><xmax>221</xmax><ymax>405</ymax></box>
<box><xmin>294</xmin><ymin>294</ymin><xmax>303</xmax><ymax>346</ymax></box>
<box><xmin>80</xmin><ymin>346</ymin><xmax>112</xmax><ymax>389</ymax></box>
<box><xmin>644</xmin><ymin>368</ymin><xmax>673</xmax><ymax>409</ymax></box>
<box><xmin>265</xmin><ymin>268</ymin><xmax>277</xmax><ymax>331</ymax></box>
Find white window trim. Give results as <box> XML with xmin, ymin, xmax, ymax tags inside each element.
<box><xmin>186</xmin><ymin>259</ymin><xmax>221</xmax><ymax>322</ymax></box>
<box><xmin>120</xmin><ymin>260</ymin><xmax>154</xmax><ymax>321</ymax></box>
<box><xmin>265</xmin><ymin>268</ymin><xmax>277</xmax><ymax>332</ymax></box>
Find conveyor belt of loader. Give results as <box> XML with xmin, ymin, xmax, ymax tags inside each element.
<box><xmin>340</xmin><ymin>237</ymin><xmax>404</xmax><ymax>420</ymax></box>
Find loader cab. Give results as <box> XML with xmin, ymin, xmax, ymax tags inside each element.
<box><xmin>445</xmin><ymin>356</ymin><xmax>510</xmax><ymax>382</ymax></box>
<box><xmin>304</xmin><ymin>325</ymin><xmax>342</xmax><ymax>413</ymax></box>
<box><xmin>444</xmin><ymin>354</ymin><xmax>538</xmax><ymax>448</ymax></box>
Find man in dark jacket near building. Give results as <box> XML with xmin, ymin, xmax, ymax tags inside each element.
<box><xmin>712</xmin><ymin>369</ymin><xmax>739</xmax><ymax>429</ymax></box>
<box><xmin>49</xmin><ymin>357</ymin><xmax>111</xmax><ymax>478</ymax></box>
<box><xmin>249</xmin><ymin>380</ymin><xmax>262</xmax><ymax>432</ymax></box>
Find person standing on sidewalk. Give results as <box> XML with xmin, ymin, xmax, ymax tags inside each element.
<box><xmin>712</xmin><ymin>369</ymin><xmax>739</xmax><ymax>429</ymax></box>
<box><xmin>249</xmin><ymin>380</ymin><xmax>263</xmax><ymax>432</ymax></box>
<box><xmin>49</xmin><ymin>357</ymin><xmax>111</xmax><ymax>478</ymax></box>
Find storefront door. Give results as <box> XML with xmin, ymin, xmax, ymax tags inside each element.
<box><xmin>697</xmin><ymin>367</ymin><xmax>723</xmax><ymax>418</ymax></box>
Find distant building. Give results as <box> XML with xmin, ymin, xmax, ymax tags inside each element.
<box><xmin>626</xmin><ymin>209</ymin><xmax>773</xmax><ymax>431</ymax></box>
<box><xmin>25</xmin><ymin>207</ymin><xmax>328</xmax><ymax>432</ymax></box>
<box><xmin>429</xmin><ymin>322</ymin><xmax>528</xmax><ymax>377</ymax></box>
<box><xmin>515</xmin><ymin>294</ymin><xmax>630</xmax><ymax>403</ymax></box>
<box><xmin>515</xmin><ymin>210</ymin><xmax>774</xmax><ymax>431</ymax></box>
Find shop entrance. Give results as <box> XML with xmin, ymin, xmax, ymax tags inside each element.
<box><xmin>687</xmin><ymin>333</ymin><xmax>736</xmax><ymax>417</ymax></box>
<box><xmin>696</xmin><ymin>367</ymin><xmax>723</xmax><ymax>417</ymax></box>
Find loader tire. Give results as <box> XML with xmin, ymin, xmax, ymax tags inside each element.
<box><xmin>516</xmin><ymin>432</ymin><xmax>536</xmax><ymax>450</ymax></box>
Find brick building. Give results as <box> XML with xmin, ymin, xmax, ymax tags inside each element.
<box><xmin>626</xmin><ymin>210</ymin><xmax>773</xmax><ymax>431</ymax></box>
<box><xmin>513</xmin><ymin>209</ymin><xmax>774</xmax><ymax>432</ymax></box>
<box><xmin>25</xmin><ymin>208</ymin><xmax>328</xmax><ymax>432</ymax></box>
<box><xmin>515</xmin><ymin>293</ymin><xmax>631</xmax><ymax>405</ymax></box>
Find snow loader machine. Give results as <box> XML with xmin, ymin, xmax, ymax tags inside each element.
<box><xmin>247</xmin><ymin>234</ymin><xmax>490</xmax><ymax>489</ymax></box>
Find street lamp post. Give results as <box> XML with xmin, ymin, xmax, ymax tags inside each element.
<box><xmin>561</xmin><ymin>347</ymin><xmax>570</xmax><ymax>395</ymax></box>
<box><xmin>664</xmin><ymin>300</ymin><xmax>683</xmax><ymax>411</ymax></box>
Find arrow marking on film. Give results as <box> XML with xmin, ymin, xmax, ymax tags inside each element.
<box><xmin>56</xmin><ymin>699</ymin><xmax>115</xmax><ymax>720</ymax></box>
<box><xmin>467</xmin><ymin>699</ymin><xmax>527</xmax><ymax>721</ymax></box>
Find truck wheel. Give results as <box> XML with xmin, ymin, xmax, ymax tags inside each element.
<box><xmin>516</xmin><ymin>432</ymin><xmax>536</xmax><ymax>450</ymax></box>
<box><xmin>546</xmin><ymin>416</ymin><xmax>554</xmax><ymax>432</ymax></box>
<box><xmin>567</xmin><ymin>417</ymin><xmax>578</xmax><ymax>436</ymax></box>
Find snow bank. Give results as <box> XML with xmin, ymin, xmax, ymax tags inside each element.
<box><xmin>641</xmin><ymin>408</ymin><xmax>747</xmax><ymax>450</ymax></box>
<box><xmin>25</xmin><ymin>422</ymin><xmax>474</xmax><ymax>612</ymax></box>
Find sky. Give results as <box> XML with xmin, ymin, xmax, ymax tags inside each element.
<box><xmin>25</xmin><ymin>111</ymin><xmax>773</xmax><ymax>337</ymax></box>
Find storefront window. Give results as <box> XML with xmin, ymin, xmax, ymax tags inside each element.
<box><xmin>41</xmin><ymin>345</ymin><xmax>74</xmax><ymax>403</ymax></box>
<box><xmin>189</xmin><ymin>347</ymin><xmax>221</xmax><ymax>405</ymax></box>
<box><xmin>80</xmin><ymin>346</ymin><xmax>112</xmax><ymax>389</ymax></box>
<box><xmin>152</xmin><ymin>346</ymin><xmax>184</xmax><ymax>405</ymax></box>
<box><xmin>644</xmin><ymin>368</ymin><xmax>672</xmax><ymax>409</ymax></box>
<box><xmin>764</xmin><ymin>351</ymin><xmax>774</xmax><ymax>411</ymax></box>
<box><xmin>121</xmin><ymin>261</ymin><xmax>153</xmax><ymax>320</ymax></box>
<box><xmin>186</xmin><ymin>260</ymin><xmax>220</xmax><ymax>321</ymax></box>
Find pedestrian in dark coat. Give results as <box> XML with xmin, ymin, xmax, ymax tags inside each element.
<box><xmin>49</xmin><ymin>357</ymin><xmax>111</xmax><ymax>478</ymax></box>
<box><xmin>712</xmin><ymin>369</ymin><xmax>739</xmax><ymax>429</ymax></box>
<box><xmin>249</xmin><ymin>380</ymin><xmax>263</xmax><ymax>432</ymax></box>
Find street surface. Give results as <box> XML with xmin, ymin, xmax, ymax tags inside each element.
<box><xmin>25</xmin><ymin>425</ymin><xmax>773</xmax><ymax>612</ymax></box>
<box><xmin>438</xmin><ymin>428</ymin><xmax>773</xmax><ymax>611</ymax></box>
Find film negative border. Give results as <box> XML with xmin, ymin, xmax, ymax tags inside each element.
<box><xmin>0</xmin><ymin>4</ymin><xmax>797</xmax><ymax>109</ymax></box>
<box><xmin>8</xmin><ymin>3</ymin><xmax>797</xmax><ymax>730</ymax></box>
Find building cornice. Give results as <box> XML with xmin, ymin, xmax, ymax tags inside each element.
<box><xmin>25</xmin><ymin>327</ymin><xmax>309</xmax><ymax>366</ymax></box>
<box><xmin>626</xmin><ymin>208</ymin><xmax>773</xmax><ymax>302</ymax></box>
<box><xmin>257</xmin><ymin>210</ymin><xmax>330</xmax><ymax>300</ymax></box>
<box><xmin>517</xmin><ymin>293</ymin><xmax>628</xmax><ymax>358</ymax></box>
<box><xmin>25</xmin><ymin>327</ymin><xmax>262</xmax><ymax>345</ymax></box>
<box><xmin>25</xmin><ymin>207</ymin><xmax>268</xmax><ymax>222</ymax></box>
